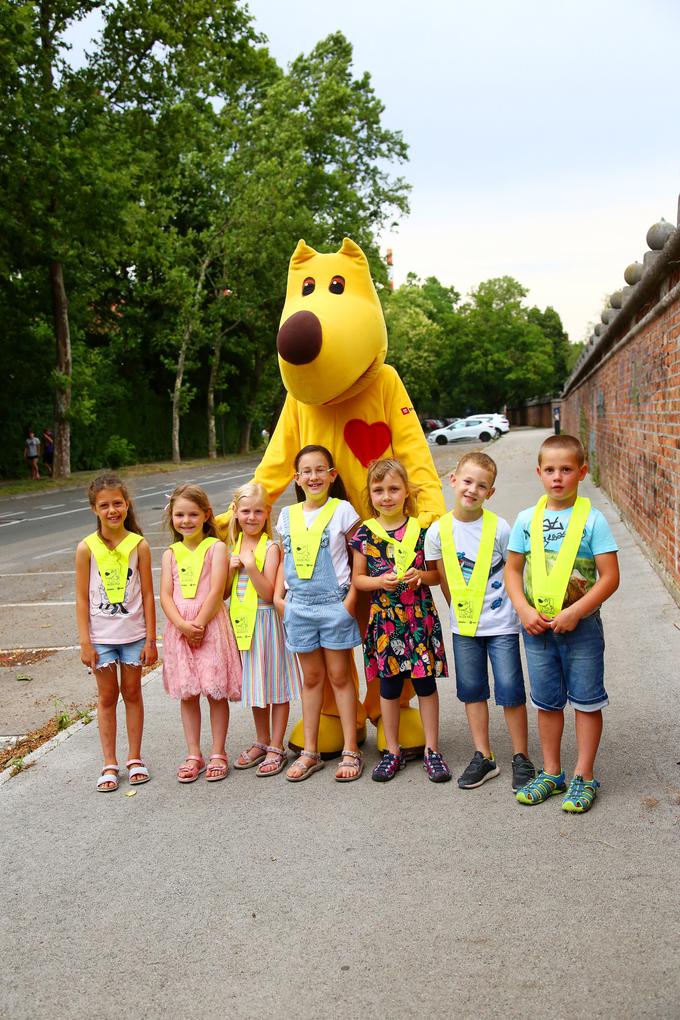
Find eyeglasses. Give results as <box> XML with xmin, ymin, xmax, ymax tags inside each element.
<box><xmin>298</xmin><ymin>467</ymin><xmax>331</xmax><ymax>479</ymax></box>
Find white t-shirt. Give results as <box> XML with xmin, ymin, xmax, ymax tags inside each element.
<box><xmin>424</xmin><ymin>514</ymin><xmax>520</xmax><ymax>636</ymax></box>
<box><xmin>277</xmin><ymin>499</ymin><xmax>359</xmax><ymax>589</ymax></box>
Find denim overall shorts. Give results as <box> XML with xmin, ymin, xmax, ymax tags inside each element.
<box><xmin>282</xmin><ymin>528</ymin><xmax>361</xmax><ymax>653</ymax></box>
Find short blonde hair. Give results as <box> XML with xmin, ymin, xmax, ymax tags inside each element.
<box><xmin>225</xmin><ymin>482</ymin><xmax>273</xmax><ymax>548</ymax></box>
<box><xmin>538</xmin><ymin>434</ymin><xmax>585</xmax><ymax>466</ymax></box>
<box><xmin>365</xmin><ymin>458</ymin><xmax>419</xmax><ymax>518</ymax></box>
<box><xmin>453</xmin><ymin>451</ymin><xmax>497</xmax><ymax>485</ymax></box>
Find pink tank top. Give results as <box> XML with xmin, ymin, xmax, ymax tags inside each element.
<box><xmin>88</xmin><ymin>545</ymin><xmax>147</xmax><ymax>644</ymax></box>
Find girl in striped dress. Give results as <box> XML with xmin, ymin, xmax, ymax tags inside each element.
<box><xmin>227</xmin><ymin>483</ymin><xmax>302</xmax><ymax>776</ymax></box>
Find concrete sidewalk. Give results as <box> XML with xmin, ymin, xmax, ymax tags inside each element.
<box><xmin>1</xmin><ymin>428</ymin><xmax>679</xmax><ymax>1019</ymax></box>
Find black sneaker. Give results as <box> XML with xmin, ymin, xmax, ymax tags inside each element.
<box><xmin>457</xmin><ymin>751</ymin><xmax>500</xmax><ymax>789</ymax></box>
<box><xmin>511</xmin><ymin>753</ymin><xmax>536</xmax><ymax>792</ymax></box>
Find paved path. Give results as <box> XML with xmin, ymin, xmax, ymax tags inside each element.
<box><xmin>1</xmin><ymin>428</ymin><xmax>679</xmax><ymax>1019</ymax></box>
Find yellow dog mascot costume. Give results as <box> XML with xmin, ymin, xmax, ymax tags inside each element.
<box><xmin>218</xmin><ymin>237</ymin><xmax>445</xmax><ymax>754</ymax></box>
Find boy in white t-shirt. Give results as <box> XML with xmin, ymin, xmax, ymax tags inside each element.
<box><xmin>425</xmin><ymin>452</ymin><xmax>535</xmax><ymax>792</ymax></box>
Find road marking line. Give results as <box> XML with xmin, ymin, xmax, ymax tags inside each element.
<box><xmin>33</xmin><ymin>547</ymin><xmax>72</xmax><ymax>560</ymax></box>
<box><xmin>1</xmin><ymin>596</ymin><xmax>162</xmax><ymax>607</ymax></box>
<box><xmin>38</xmin><ymin>503</ymin><xmax>66</xmax><ymax>509</ymax></box>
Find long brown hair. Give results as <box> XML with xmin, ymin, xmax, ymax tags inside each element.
<box><xmin>165</xmin><ymin>484</ymin><xmax>218</xmax><ymax>542</ymax></box>
<box><xmin>293</xmin><ymin>445</ymin><xmax>348</xmax><ymax>503</ymax></box>
<box><xmin>225</xmin><ymin>482</ymin><xmax>273</xmax><ymax>548</ymax></box>
<box><xmin>365</xmin><ymin>458</ymin><xmax>419</xmax><ymax>518</ymax></box>
<box><xmin>88</xmin><ymin>474</ymin><xmax>143</xmax><ymax>536</ymax></box>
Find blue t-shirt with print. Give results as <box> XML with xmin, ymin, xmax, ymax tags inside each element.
<box><xmin>508</xmin><ymin>503</ymin><xmax>618</xmax><ymax>610</ymax></box>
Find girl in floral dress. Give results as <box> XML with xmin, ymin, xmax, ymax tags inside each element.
<box><xmin>350</xmin><ymin>459</ymin><xmax>449</xmax><ymax>783</ymax></box>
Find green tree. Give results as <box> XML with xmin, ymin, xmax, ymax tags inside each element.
<box><xmin>457</xmin><ymin>277</ymin><xmax>554</xmax><ymax>410</ymax></box>
<box><xmin>527</xmin><ymin>304</ymin><xmax>571</xmax><ymax>391</ymax></box>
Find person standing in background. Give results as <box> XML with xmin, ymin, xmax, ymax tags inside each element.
<box><xmin>24</xmin><ymin>430</ymin><xmax>40</xmax><ymax>480</ymax></box>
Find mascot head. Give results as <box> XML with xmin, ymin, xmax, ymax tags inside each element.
<box><xmin>276</xmin><ymin>237</ymin><xmax>388</xmax><ymax>406</ymax></box>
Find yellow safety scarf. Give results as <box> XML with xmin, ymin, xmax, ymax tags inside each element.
<box><xmin>85</xmin><ymin>531</ymin><xmax>143</xmax><ymax>605</ymax></box>
<box><xmin>229</xmin><ymin>533</ymin><xmax>269</xmax><ymax>650</ymax></box>
<box><xmin>439</xmin><ymin>510</ymin><xmax>498</xmax><ymax>636</ymax></box>
<box><xmin>363</xmin><ymin>517</ymin><xmax>421</xmax><ymax>577</ymax></box>
<box><xmin>529</xmin><ymin>495</ymin><xmax>590</xmax><ymax>618</ymax></box>
<box><xmin>289</xmin><ymin>498</ymin><xmax>339</xmax><ymax>579</ymax></box>
<box><xmin>170</xmin><ymin>537</ymin><xmax>218</xmax><ymax>599</ymax></box>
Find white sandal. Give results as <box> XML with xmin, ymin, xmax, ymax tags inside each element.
<box><xmin>285</xmin><ymin>750</ymin><xmax>325</xmax><ymax>782</ymax></box>
<box><xmin>126</xmin><ymin>759</ymin><xmax>150</xmax><ymax>785</ymax></box>
<box><xmin>97</xmin><ymin>765</ymin><xmax>120</xmax><ymax>792</ymax></box>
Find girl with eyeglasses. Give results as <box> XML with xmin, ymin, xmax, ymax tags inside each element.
<box><xmin>274</xmin><ymin>445</ymin><xmax>363</xmax><ymax>782</ymax></box>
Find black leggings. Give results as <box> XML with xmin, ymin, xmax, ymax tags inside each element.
<box><xmin>379</xmin><ymin>672</ymin><xmax>437</xmax><ymax>701</ymax></box>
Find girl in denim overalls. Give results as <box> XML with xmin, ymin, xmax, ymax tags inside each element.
<box><xmin>274</xmin><ymin>445</ymin><xmax>363</xmax><ymax>782</ymax></box>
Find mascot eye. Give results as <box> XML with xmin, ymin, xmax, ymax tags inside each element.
<box><xmin>329</xmin><ymin>275</ymin><xmax>345</xmax><ymax>294</ymax></box>
<box><xmin>302</xmin><ymin>277</ymin><xmax>315</xmax><ymax>296</ymax></box>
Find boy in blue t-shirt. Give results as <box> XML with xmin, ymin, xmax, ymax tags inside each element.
<box><xmin>505</xmin><ymin>435</ymin><xmax>619</xmax><ymax>813</ymax></box>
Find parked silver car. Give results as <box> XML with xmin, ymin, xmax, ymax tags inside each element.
<box><xmin>427</xmin><ymin>418</ymin><xmax>496</xmax><ymax>446</ymax></box>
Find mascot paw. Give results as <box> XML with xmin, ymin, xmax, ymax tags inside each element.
<box><xmin>288</xmin><ymin>714</ymin><xmax>367</xmax><ymax>760</ymax></box>
<box><xmin>376</xmin><ymin>707</ymin><xmax>425</xmax><ymax>760</ymax></box>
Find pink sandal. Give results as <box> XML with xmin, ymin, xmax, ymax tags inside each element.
<box><xmin>176</xmin><ymin>755</ymin><xmax>206</xmax><ymax>783</ymax></box>
<box><xmin>206</xmin><ymin>754</ymin><xmax>229</xmax><ymax>782</ymax></box>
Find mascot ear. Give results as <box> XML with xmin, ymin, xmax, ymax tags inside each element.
<box><xmin>339</xmin><ymin>237</ymin><xmax>369</xmax><ymax>266</ymax></box>
<box><xmin>291</xmin><ymin>239</ymin><xmax>318</xmax><ymax>267</ymax></box>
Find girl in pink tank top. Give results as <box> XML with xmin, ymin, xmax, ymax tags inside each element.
<box><xmin>75</xmin><ymin>475</ymin><xmax>157</xmax><ymax>793</ymax></box>
<box><xmin>161</xmin><ymin>485</ymin><xmax>241</xmax><ymax>784</ymax></box>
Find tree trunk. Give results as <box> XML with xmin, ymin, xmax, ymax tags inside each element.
<box><xmin>50</xmin><ymin>260</ymin><xmax>71</xmax><ymax>478</ymax></box>
<box><xmin>238</xmin><ymin>418</ymin><xmax>252</xmax><ymax>454</ymax></box>
<box><xmin>207</xmin><ymin>333</ymin><xmax>222</xmax><ymax>459</ymax></box>
<box><xmin>171</xmin><ymin>255</ymin><xmax>210</xmax><ymax>465</ymax></box>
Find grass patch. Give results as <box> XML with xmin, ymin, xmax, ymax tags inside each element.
<box><xmin>0</xmin><ymin>700</ymin><xmax>96</xmax><ymax>773</ymax></box>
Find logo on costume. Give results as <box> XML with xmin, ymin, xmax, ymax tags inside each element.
<box><xmin>400</xmin><ymin>406</ymin><xmax>413</xmax><ymax>415</ymax></box>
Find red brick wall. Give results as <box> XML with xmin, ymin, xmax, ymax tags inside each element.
<box><xmin>562</xmin><ymin>291</ymin><xmax>680</xmax><ymax>596</ymax></box>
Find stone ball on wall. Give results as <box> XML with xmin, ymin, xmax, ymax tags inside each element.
<box><xmin>610</xmin><ymin>290</ymin><xmax>623</xmax><ymax>308</ymax></box>
<box><xmin>594</xmin><ymin>323</ymin><xmax>603</xmax><ymax>335</ymax></box>
<box><xmin>601</xmin><ymin>307</ymin><xmax>611</xmax><ymax>324</ymax></box>
<box><xmin>646</xmin><ymin>218</ymin><xmax>674</xmax><ymax>251</ymax></box>
<box><xmin>624</xmin><ymin>262</ymin><xmax>643</xmax><ymax>285</ymax></box>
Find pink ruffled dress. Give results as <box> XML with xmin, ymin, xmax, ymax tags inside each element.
<box><xmin>163</xmin><ymin>543</ymin><xmax>242</xmax><ymax>701</ymax></box>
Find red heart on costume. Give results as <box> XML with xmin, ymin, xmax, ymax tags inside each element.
<box><xmin>344</xmin><ymin>419</ymin><xmax>392</xmax><ymax>467</ymax></box>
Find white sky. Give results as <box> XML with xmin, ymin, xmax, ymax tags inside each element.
<box><xmin>68</xmin><ymin>0</ymin><xmax>680</xmax><ymax>342</ymax></box>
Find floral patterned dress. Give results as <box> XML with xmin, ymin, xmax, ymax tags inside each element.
<box><xmin>349</xmin><ymin>522</ymin><xmax>448</xmax><ymax>683</ymax></box>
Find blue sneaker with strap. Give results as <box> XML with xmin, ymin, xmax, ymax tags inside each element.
<box><xmin>515</xmin><ymin>769</ymin><xmax>566</xmax><ymax>805</ymax></box>
<box><xmin>372</xmin><ymin>749</ymin><xmax>405</xmax><ymax>783</ymax></box>
<box><xmin>423</xmin><ymin>747</ymin><xmax>452</xmax><ymax>783</ymax></box>
<box><xmin>562</xmin><ymin>775</ymin><xmax>600</xmax><ymax>813</ymax></box>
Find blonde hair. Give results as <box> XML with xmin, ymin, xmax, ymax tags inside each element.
<box><xmin>453</xmin><ymin>451</ymin><xmax>497</xmax><ymax>485</ymax></box>
<box><xmin>538</xmin><ymin>434</ymin><xmax>586</xmax><ymax>466</ymax></box>
<box><xmin>365</xmin><ymin>458</ymin><xmax>419</xmax><ymax>518</ymax></box>
<box><xmin>225</xmin><ymin>482</ymin><xmax>273</xmax><ymax>548</ymax></box>
<box><xmin>165</xmin><ymin>484</ymin><xmax>218</xmax><ymax>542</ymax></box>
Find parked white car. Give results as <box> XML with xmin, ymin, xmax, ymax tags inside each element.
<box><xmin>462</xmin><ymin>413</ymin><xmax>509</xmax><ymax>436</ymax></box>
<box><xmin>427</xmin><ymin>418</ymin><xmax>496</xmax><ymax>446</ymax></box>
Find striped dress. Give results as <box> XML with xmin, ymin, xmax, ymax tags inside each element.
<box><xmin>235</xmin><ymin>539</ymin><xmax>302</xmax><ymax>708</ymax></box>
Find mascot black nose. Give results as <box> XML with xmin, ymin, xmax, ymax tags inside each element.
<box><xmin>277</xmin><ymin>311</ymin><xmax>322</xmax><ymax>365</ymax></box>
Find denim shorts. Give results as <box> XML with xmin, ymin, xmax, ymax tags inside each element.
<box><xmin>452</xmin><ymin>632</ymin><xmax>526</xmax><ymax>707</ymax></box>
<box><xmin>92</xmin><ymin>637</ymin><xmax>146</xmax><ymax>669</ymax></box>
<box><xmin>522</xmin><ymin>611</ymin><xmax>608</xmax><ymax>712</ymax></box>
<box><xmin>283</xmin><ymin>592</ymin><xmax>361</xmax><ymax>653</ymax></box>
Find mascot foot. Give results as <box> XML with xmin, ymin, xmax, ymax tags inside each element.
<box><xmin>288</xmin><ymin>714</ymin><xmax>367</xmax><ymax>760</ymax></box>
<box><xmin>376</xmin><ymin>707</ymin><xmax>425</xmax><ymax>760</ymax></box>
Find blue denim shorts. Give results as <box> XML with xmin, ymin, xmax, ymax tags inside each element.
<box><xmin>522</xmin><ymin>611</ymin><xmax>608</xmax><ymax>712</ymax></box>
<box><xmin>452</xmin><ymin>632</ymin><xmax>526</xmax><ymax>707</ymax></box>
<box><xmin>283</xmin><ymin>591</ymin><xmax>361</xmax><ymax>653</ymax></box>
<box><xmin>92</xmin><ymin>637</ymin><xmax>146</xmax><ymax>669</ymax></box>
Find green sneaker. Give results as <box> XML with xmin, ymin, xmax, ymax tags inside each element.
<box><xmin>515</xmin><ymin>769</ymin><xmax>566</xmax><ymax>805</ymax></box>
<box><xmin>562</xmin><ymin>775</ymin><xmax>599</xmax><ymax>813</ymax></box>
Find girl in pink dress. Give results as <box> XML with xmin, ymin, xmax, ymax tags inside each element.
<box><xmin>161</xmin><ymin>484</ymin><xmax>241</xmax><ymax>783</ymax></box>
